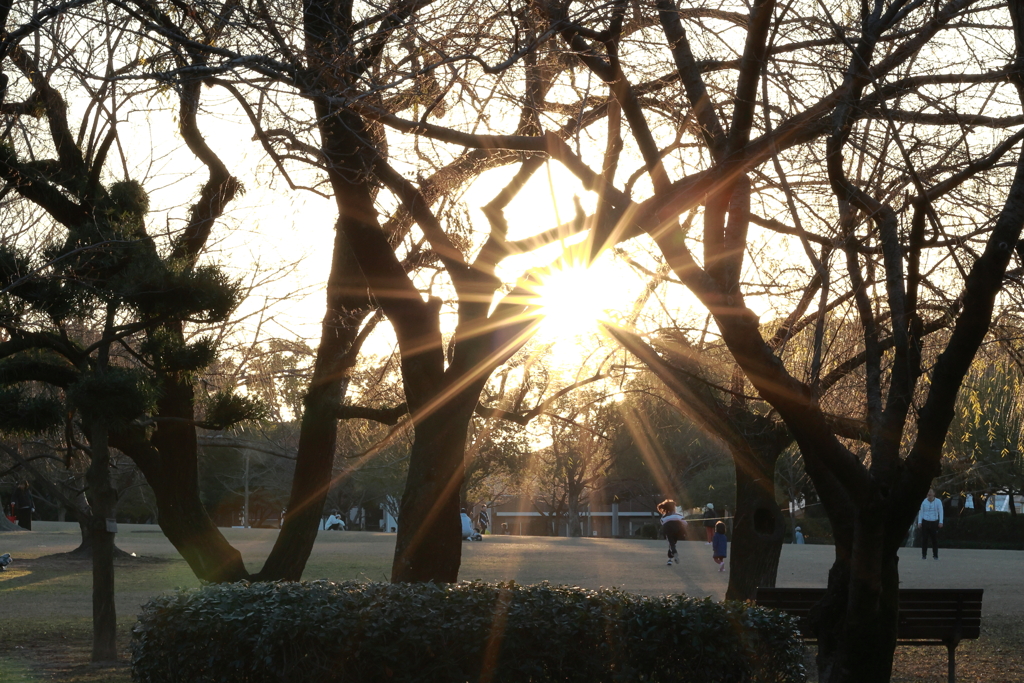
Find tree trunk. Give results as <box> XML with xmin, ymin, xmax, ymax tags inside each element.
<box><xmin>73</xmin><ymin>517</ymin><xmax>94</xmax><ymax>556</ymax></box>
<box><xmin>391</xmin><ymin>395</ymin><xmax>478</xmax><ymax>583</ymax></box>
<box><xmin>85</xmin><ymin>421</ymin><xmax>118</xmax><ymax>663</ymax></box>
<box><xmin>145</xmin><ymin>370</ymin><xmax>250</xmax><ymax>583</ymax></box>
<box><xmin>254</xmin><ymin>226</ymin><xmax>370</xmax><ymax>581</ymax></box>
<box><xmin>566</xmin><ymin>494</ymin><xmax>583</xmax><ymax>537</ymax></box>
<box><xmin>726</xmin><ymin>441</ymin><xmax>785</xmax><ymax>600</ymax></box>
<box><xmin>809</xmin><ymin>555</ymin><xmax>850</xmax><ymax>682</ymax></box>
<box><xmin>809</xmin><ymin>498</ymin><xmax>912</xmax><ymax>683</ymax></box>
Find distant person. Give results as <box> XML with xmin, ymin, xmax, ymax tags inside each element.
<box><xmin>477</xmin><ymin>509</ymin><xmax>489</xmax><ymax>535</ymax></box>
<box><xmin>461</xmin><ymin>508</ymin><xmax>481</xmax><ymax>540</ymax></box>
<box><xmin>13</xmin><ymin>480</ymin><xmax>34</xmax><ymax>531</ymax></box>
<box><xmin>703</xmin><ymin>503</ymin><xmax>716</xmax><ymax>543</ymax></box>
<box><xmin>501</xmin><ymin>522</ymin><xmax>510</xmax><ymax>535</ymax></box>
<box><xmin>657</xmin><ymin>499</ymin><xmax>687</xmax><ymax>565</ymax></box>
<box><xmin>794</xmin><ymin>526</ymin><xmax>805</xmax><ymax>544</ymax></box>
<box><xmin>712</xmin><ymin>521</ymin><xmax>728</xmax><ymax>572</ymax></box>
<box><xmin>325</xmin><ymin>511</ymin><xmax>345</xmax><ymax>530</ymax></box>
<box><xmin>917</xmin><ymin>488</ymin><xmax>944</xmax><ymax>560</ymax></box>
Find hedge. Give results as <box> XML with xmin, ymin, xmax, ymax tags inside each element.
<box><xmin>131</xmin><ymin>580</ymin><xmax>805</xmax><ymax>683</ymax></box>
<box><xmin>940</xmin><ymin>512</ymin><xmax>1024</xmax><ymax>549</ymax></box>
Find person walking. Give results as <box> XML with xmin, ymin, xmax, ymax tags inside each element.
<box><xmin>917</xmin><ymin>488</ymin><xmax>944</xmax><ymax>560</ymax></box>
<box><xmin>703</xmin><ymin>503</ymin><xmax>716</xmax><ymax>543</ymax></box>
<box><xmin>657</xmin><ymin>499</ymin><xmax>687</xmax><ymax>565</ymax></box>
<box><xmin>13</xmin><ymin>480</ymin><xmax>34</xmax><ymax>531</ymax></box>
<box><xmin>712</xmin><ymin>521</ymin><xmax>728</xmax><ymax>572</ymax></box>
<box><xmin>477</xmin><ymin>508</ymin><xmax>489</xmax><ymax>535</ymax></box>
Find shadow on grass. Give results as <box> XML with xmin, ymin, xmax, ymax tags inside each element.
<box><xmin>0</xmin><ymin>622</ymin><xmax>132</xmax><ymax>683</ymax></box>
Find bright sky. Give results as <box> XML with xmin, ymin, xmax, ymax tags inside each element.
<box><xmin>31</xmin><ymin>40</ymin><xmax>793</xmax><ymax>405</ymax></box>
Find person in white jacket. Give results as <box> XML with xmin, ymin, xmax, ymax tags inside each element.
<box><xmin>917</xmin><ymin>488</ymin><xmax>944</xmax><ymax>560</ymax></box>
<box><xmin>325</xmin><ymin>511</ymin><xmax>345</xmax><ymax>530</ymax></box>
<box><xmin>460</xmin><ymin>509</ymin><xmax>481</xmax><ymax>540</ymax></box>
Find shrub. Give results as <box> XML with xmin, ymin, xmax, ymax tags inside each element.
<box><xmin>131</xmin><ymin>581</ymin><xmax>805</xmax><ymax>683</ymax></box>
<box><xmin>941</xmin><ymin>512</ymin><xmax>1024</xmax><ymax>549</ymax></box>
<box><xmin>789</xmin><ymin>510</ymin><xmax>833</xmax><ymax>545</ymax></box>
<box><xmin>636</xmin><ymin>522</ymin><xmax>659</xmax><ymax>539</ymax></box>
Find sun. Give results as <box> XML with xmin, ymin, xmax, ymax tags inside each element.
<box><xmin>531</xmin><ymin>257</ymin><xmax>633</xmax><ymax>341</ymax></box>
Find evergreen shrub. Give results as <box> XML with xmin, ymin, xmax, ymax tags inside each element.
<box><xmin>942</xmin><ymin>512</ymin><xmax>1024</xmax><ymax>549</ymax></box>
<box><xmin>131</xmin><ymin>580</ymin><xmax>805</xmax><ymax>683</ymax></box>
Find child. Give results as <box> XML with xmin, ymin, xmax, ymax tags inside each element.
<box><xmin>657</xmin><ymin>499</ymin><xmax>686</xmax><ymax>565</ymax></box>
<box><xmin>712</xmin><ymin>521</ymin><xmax>728</xmax><ymax>572</ymax></box>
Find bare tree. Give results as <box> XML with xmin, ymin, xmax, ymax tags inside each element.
<box><xmin>343</xmin><ymin>0</ymin><xmax>1024</xmax><ymax>677</ymax></box>
<box><xmin>533</xmin><ymin>391</ymin><xmax>617</xmax><ymax>536</ymax></box>
<box><xmin>486</xmin><ymin>0</ymin><xmax>1024</xmax><ymax>679</ymax></box>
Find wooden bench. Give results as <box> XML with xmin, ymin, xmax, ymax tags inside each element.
<box><xmin>754</xmin><ymin>587</ymin><xmax>983</xmax><ymax>683</ymax></box>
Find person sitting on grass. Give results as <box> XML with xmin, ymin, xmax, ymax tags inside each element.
<box><xmin>657</xmin><ymin>499</ymin><xmax>686</xmax><ymax>566</ymax></box>
<box><xmin>325</xmin><ymin>511</ymin><xmax>345</xmax><ymax>530</ymax></box>
<box><xmin>461</xmin><ymin>509</ymin><xmax>481</xmax><ymax>540</ymax></box>
<box><xmin>712</xmin><ymin>521</ymin><xmax>728</xmax><ymax>572</ymax></box>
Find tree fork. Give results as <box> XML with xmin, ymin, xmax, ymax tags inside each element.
<box><xmin>146</xmin><ymin>369</ymin><xmax>250</xmax><ymax>583</ymax></box>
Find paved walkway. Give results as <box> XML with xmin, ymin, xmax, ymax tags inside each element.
<box><xmin>2</xmin><ymin>523</ymin><xmax>1020</xmax><ymax>618</ymax></box>
<box><xmin>456</xmin><ymin>535</ymin><xmax>1022</xmax><ymax>617</ymax></box>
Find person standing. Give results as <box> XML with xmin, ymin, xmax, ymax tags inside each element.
<box><xmin>657</xmin><ymin>499</ymin><xmax>686</xmax><ymax>565</ymax></box>
<box><xmin>712</xmin><ymin>521</ymin><xmax>728</xmax><ymax>572</ymax></box>
<box><xmin>13</xmin><ymin>480</ymin><xmax>34</xmax><ymax>531</ymax></box>
<box><xmin>703</xmin><ymin>503</ymin><xmax>716</xmax><ymax>543</ymax></box>
<box><xmin>794</xmin><ymin>526</ymin><xmax>805</xmax><ymax>544</ymax></box>
<box><xmin>477</xmin><ymin>508</ymin><xmax>489</xmax><ymax>535</ymax></box>
<box><xmin>917</xmin><ymin>488</ymin><xmax>944</xmax><ymax>560</ymax></box>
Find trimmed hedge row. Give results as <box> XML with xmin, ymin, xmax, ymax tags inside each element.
<box><xmin>131</xmin><ymin>581</ymin><xmax>805</xmax><ymax>683</ymax></box>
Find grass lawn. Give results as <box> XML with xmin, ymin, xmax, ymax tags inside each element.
<box><xmin>2</xmin><ymin>523</ymin><xmax>1022</xmax><ymax>682</ymax></box>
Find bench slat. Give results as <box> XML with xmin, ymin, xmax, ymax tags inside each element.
<box><xmin>899</xmin><ymin>628</ymin><xmax>982</xmax><ymax>640</ymax></box>
<box><xmin>901</xmin><ymin>610</ymin><xmax>978</xmax><ymax>622</ymax></box>
<box><xmin>754</xmin><ymin>587</ymin><xmax>984</xmax><ymax>643</ymax></box>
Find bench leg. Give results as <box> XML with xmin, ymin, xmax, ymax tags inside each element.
<box><xmin>946</xmin><ymin>643</ymin><xmax>956</xmax><ymax>683</ymax></box>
